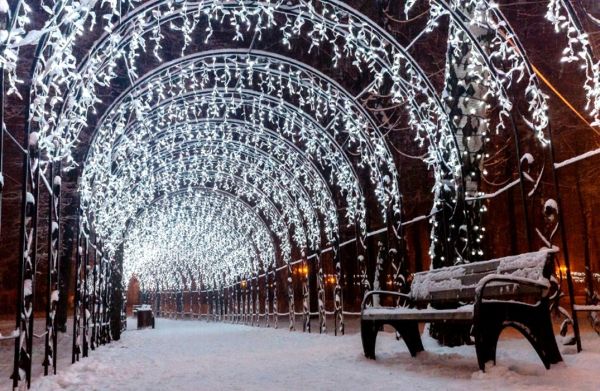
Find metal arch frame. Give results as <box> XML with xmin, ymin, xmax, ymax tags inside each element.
<box><xmin>82</xmin><ymin>49</ymin><xmax>395</xmax><ymax>202</ymax></box>
<box><xmin>27</xmin><ymin>0</ymin><xmax>548</xmax><ymax>242</ymax></box>
<box><xmin>42</xmin><ymin>2</ymin><xmax>462</xmax><ymax>217</ymax></box>
<box><xmin>78</xmin><ymin>43</ymin><xmax>450</xmax><ymax>227</ymax></box>
<box><xmin>133</xmin><ymin>216</ymin><xmax>274</xmax><ymax>280</ymax></box>
<box><xmin>131</xmin><ymin>230</ymin><xmax>265</xmax><ymax>286</ymax></box>
<box><xmin>98</xmin><ymin>48</ymin><xmax>399</xmax><ymax>169</ymax></box>
<box><xmin>82</xmin><ymin>82</ymin><xmax>398</xmax><ymax>336</ymax></box>
<box><xmin>84</xmin><ymin>83</ymin><xmax>408</xmax><ymax>227</ymax></box>
<box><xmin>423</xmin><ymin>0</ymin><xmax>549</xmax><ymax>136</ymax></box>
<box><xmin>134</xmin><ymin>188</ymin><xmax>282</xmax><ymax>264</ymax></box>
<box><xmin>137</xmin><ymin>188</ymin><xmax>287</xmax><ymax>271</ymax></box>
<box><xmin>113</xmin><ymin>118</ymin><xmax>345</xmax><ymax>206</ymax></box>
<box><xmin>110</xmin><ymin>140</ymin><xmax>338</xmax><ymax>243</ymax></box>
<box><xmin>57</xmin><ymin>0</ymin><xmax>564</xmax><ymax>270</ymax></box>
<box><xmin>174</xmin><ymin>185</ymin><xmax>302</xmax><ymax>327</ymax></box>
<box><xmin>128</xmin><ymin>215</ymin><xmax>269</xmax><ymax>287</ymax></box>
<box><xmin>55</xmin><ymin>0</ymin><xmax>452</xmax><ymax>136</ymax></box>
<box><xmin>105</xmin><ymin>101</ymin><xmax>364</xmax><ymax>208</ymax></box>
<box><xmin>111</xmin><ymin>164</ymin><xmax>304</xmax><ymax>256</ymax></box>
<box><xmin>85</xmin><ymin>87</ymin><xmax>372</xmax><ymax>190</ymax></box>
<box><xmin>433</xmin><ymin>0</ymin><xmax>545</xmax><ymax>250</ymax></box>
<box><xmin>282</xmin><ymin>0</ymin><xmax>465</xmax><ymax>181</ymax></box>
<box><xmin>99</xmin><ymin>156</ymin><xmax>322</xmax><ymax>266</ymax></box>
<box><xmin>143</xmin><ymin>185</ymin><xmax>292</xmax><ymax>261</ymax></box>
<box><xmin>101</xmin><ymin>119</ymin><xmax>364</xmax><ymax>243</ymax></box>
<box><xmin>424</xmin><ymin>0</ymin><xmax>566</xmax><ymax>249</ymax></box>
<box><xmin>25</xmin><ymin>0</ymin><xmax>552</xmax><ymax>254</ymax></box>
<box><xmin>83</xmin><ymin>90</ymin><xmax>370</xmax><ymax>234</ymax></box>
<box><xmin>85</xmin><ymin>88</ymin><xmax>368</xmax><ymax>208</ymax></box>
<box><xmin>107</xmin><ymin>152</ymin><xmax>322</xmax><ymax>250</ymax></box>
<box><xmin>543</xmin><ymin>0</ymin><xmax>597</xmax><ymax>354</ymax></box>
<box><xmin>84</xmin><ymin>102</ymin><xmax>360</xmax><ymax>284</ymax></box>
<box><xmin>43</xmin><ymin>162</ymin><xmax>62</xmax><ymax>376</ymax></box>
<box><xmin>9</xmin><ymin>2</ymin><xmax>55</xmax><ymax>385</ymax></box>
<box><xmin>110</xmin><ymin>134</ymin><xmax>339</xmax><ymax>225</ymax></box>
<box><xmin>35</xmin><ymin>0</ymin><xmax>466</xmax><ymax>318</ymax></box>
<box><xmin>122</xmin><ymin>173</ymin><xmax>300</xmax><ymax>285</ymax></box>
<box><xmin>127</xmin><ymin>192</ymin><xmax>279</xmax><ymax>270</ymax></box>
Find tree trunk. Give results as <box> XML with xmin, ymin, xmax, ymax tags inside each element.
<box><xmin>430</xmin><ymin>2</ymin><xmax>491</xmax><ymax>346</ymax></box>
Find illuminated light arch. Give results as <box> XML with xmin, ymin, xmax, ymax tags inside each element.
<box><xmin>26</xmin><ymin>2</ymin><xmax>467</xmax><ymax>297</ymax></box>
<box><xmin>10</xmin><ymin>0</ymin><xmax>568</xmax><ymax>306</ymax></box>
<box><xmin>29</xmin><ymin>1</ymin><xmax>559</xmax><ymax>277</ymax></box>
<box><xmin>112</xmin><ymin>117</ymin><xmax>351</xmax><ymax>206</ymax></box>
<box><xmin>63</xmin><ymin>0</ymin><xmax>460</xmax><ymax>301</ymax></box>
<box><xmin>92</xmin><ymin>156</ymin><xmax>316</xmax><ymax>257</ymax></box>
<box><xmin>404</xmin><ymin>0</ymin><xmax>551</xmax><ymax>140</ymax></box>
<box><xmin>81</xmin><ymin>92</ymin><xmax>366</xmax><ymax>253</ymax></box>
<box><xmin>545</xmin><ymin>0</ymin><xmax>600</xmax><ymax>126</ymax></box>
<box><xmin>83</xmin><ymin>92</ymin><xmax>398</xmax><ymax>270</ymax></box>
<box><xmin>42</xmin><ymin>0</ymin><xmax>462</xmax><ymax>186</ymax></box>
<box><xmin>108</xmin><ymin>143</ymin><xmax>333</xmax><ymax>245</ymax></box>
<box><xmin>30</xmin><ymin>0</ymin><xmax>554</xmax><ymax>183</ymax></box>
<box><xmin>110</xmin><ymin>134</ymin><xmax>339</xmax><ymax>227</ymax></box>
<box><xmin>82</xmin><ymin>49</ymin><xmax>403</xmax><ymax>209</ymax></box>
<box><xmin>125</xmin><ymin>191</ymin><xmax>280</xmax><ymax>288</ymax></box>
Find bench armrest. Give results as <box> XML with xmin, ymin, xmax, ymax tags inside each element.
<box><xmin>361</xmin><ymin>290</ymin><xmax>411</xmax><ymax>311</ymax></box>
<box><xmin>475</xmin><ymin>274</ymin><xmax>550</xmax><ymax>308</ymax></box>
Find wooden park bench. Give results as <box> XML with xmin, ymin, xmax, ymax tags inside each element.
<box><xmin>361</xmin><ymin>250</ymin><xmax>563</xmax><ymax>371</ymax></box>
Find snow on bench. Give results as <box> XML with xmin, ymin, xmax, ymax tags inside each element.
<box><xmin>409</xmin><ymin>249</ymin><xmax>553</xmax><ymax>305</ymax></box>
<box><xmin>360</xmin><ymin>249</ymin><xmax>562</xmax><ymax>371</ymax></box>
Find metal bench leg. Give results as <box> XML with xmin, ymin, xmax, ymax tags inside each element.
<box><xmin>361</xmin><ymin>320</ymin><xmax>379</xmax><ymax>359</ymax></box>
<box><xmin>474</xmin><ymin>322</ymin><xmax>502</xmax><ymax>371</ymax></box>
<box><xmin>506</xmin><ymin>307</ymin><xmax>562</xmax><ymax>369</ymax></box>
<box><xmin>391</xmin><ymin>321</ymin><xmax>424</xmax><ymax>357</ymax></box>
<box><xmin>538</xmin><ymin>309</ymin><xmax>562</xmax><ymax>367</ymax></box>
<box><xmin>475</xmin><ymin>301</ymin><xmax>563</xmax><ymax>371</ymax></box>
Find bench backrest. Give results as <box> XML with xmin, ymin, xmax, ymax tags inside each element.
<box><xmin>409</xmin><ymin>250</ymin><xmax>555</xmax><ymax>306</ymax></box>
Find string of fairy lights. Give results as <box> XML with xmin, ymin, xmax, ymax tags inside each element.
<box><xmin>1</xmin><ymin>0</ymin><xmax>598</xmax><ymax>290</ymax></box>
<box><xmin>546</xmin><ymin>0</ymin><xmax>600</xmax><ymax>126</ymax></box>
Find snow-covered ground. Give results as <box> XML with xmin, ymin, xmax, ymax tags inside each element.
<box><xmin>19</xmin><ymin>317</ymin><xmax>600</xmax><ymax>390</ymax></box>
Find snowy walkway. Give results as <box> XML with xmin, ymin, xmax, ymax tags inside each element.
<box><xmin>30</xmin><ymin>318</ymin><xmax>600</xmax><ymax>391</ymax></box>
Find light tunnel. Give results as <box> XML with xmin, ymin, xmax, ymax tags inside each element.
<box><xmin>2</xmin><ymin>0</ymin><xmax>598</xmax><ymax>388</ymax></box>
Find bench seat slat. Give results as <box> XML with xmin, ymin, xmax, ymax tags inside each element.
<box><xmin>409</xmin><ymin>250</ymin><xmax>553</xmax><ymax>303</ymax></box>
<box><xmin>412</xmin><ymin>283</ymin><xmax>546</xmax><ymax>306</ymax></box>
<box><xmin>411</xmin><ymin>268</ymin><xmax>546</xmax><ymax>299</ymax></box>
<box><xmin>362</xmin><ymin>306</ymin><xmax>473</xmax><ymax>321</ymax></box>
